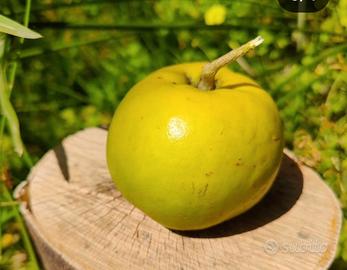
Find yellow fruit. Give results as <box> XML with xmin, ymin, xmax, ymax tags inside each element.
<box><xmin>107</xmin><ymin>38</ymin><xmax>284</xmax><ymax>230</ymax></box>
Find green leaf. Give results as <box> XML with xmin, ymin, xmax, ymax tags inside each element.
<box><xmin>0</xmin><ymin>67</ymin><xmax>24</xmax><ymax>156</ymax></box>
<box><xmin>0</xmin><ymin>14</ymin><xmax>42</xmax><ymax>39</ymax></box>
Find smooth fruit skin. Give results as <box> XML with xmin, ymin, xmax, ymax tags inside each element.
<box><xmin>107</xmin><ymin>63</ymin><xmax>284</xmax><ymax>231</ymax></box>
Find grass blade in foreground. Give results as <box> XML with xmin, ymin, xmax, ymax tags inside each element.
<box><xmin>0</xmin><ymin>34</ymin><xmax>23</xmax><ymax>156</ymax></box>
<box><xmin>0</xmin><ymin>65</ymin><xmax>24</xmax><ymax>156</ymax></box>
<box><xmin>0</xmin><ymin>14</ymin><xmax>41</xmax><ymax>39</ymax></box>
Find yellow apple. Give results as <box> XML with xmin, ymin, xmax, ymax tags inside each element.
<box><xmin>107</xmin><ymin>37</ymin><xmax>284</xmax><ymax>230</ymax></box>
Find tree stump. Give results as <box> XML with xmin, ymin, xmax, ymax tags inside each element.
<box><xmin>15</xmin><ymin>128</ymin><xmax>342</xmax><ymax>270</ymax></box>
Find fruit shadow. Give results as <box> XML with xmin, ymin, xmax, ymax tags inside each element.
<box><xmin>173</xmin><ymin>153</ymin><xmax>303</xmax><ymax>238</ymax></box>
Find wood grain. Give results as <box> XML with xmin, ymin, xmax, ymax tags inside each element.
<box><xmin>16</xmin><ymin>128</ymin><xmax>342</xmax><ymax>270</ymax></box>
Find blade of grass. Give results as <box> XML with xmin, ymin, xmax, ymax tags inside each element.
<box><xmin>296</xmin><ymin>12</ymin><xmax>306</xmax><ymax>51</ymax></box>
<box><xmin>1</xmin><ymin>1</ymin><xmax>38</xmax><ymax>268</ymax></box>
<box><xmin>0</xmin><ymin>86</ymin><xmax>23</xmax><ymax>155</ymax></box>
<box><xmin>9</xmin><ymin>0</ymin><xmax>137</xmax><ymax>15</ymax></box>
<box><xmin>29</xmin><ymin>22</ymin><xmax>295</xmax><ymax>32</ymax></box>
<box><xmin>0</xmin><ymin>0</ymin><xmax>34</xmax><ymax>167</ymax></box>
<box><xmin>0</xmin><ymin>209</ymin><xmax>16</xmax><ymax>225</ymax></box>
<box><xmin>7</xmin><ymin>0</ymin><xmax>284</xmax><ymax>16</ymax></box>
<box><xmin>1</xmin><ymin>181</ymin><xmax>39</xmax><ymax>270</ymax></box>
<box><xmin>0</xmin><ymin>116</ymin><xmax>5</xmax><ymax>169</ymax></box>
<box><xmin>0</xmin><ymin>184</ymin><xmax>2</xmax><ymax>260</ymax></box>
<box><xmin>277</xmin><ymin>74</ymin><xmax>330</xmax><ymax>108</ymax></box>
<box><xmin>273</xmin><ymin>43</ymin><xmax>347</xmax><ymax>94</ymax></box>
<box><xmin>8</xmin><ymin>0</ymin><xmax>37</xmax><ymax>92</ymax></box>
<box><xmin>29</xmin><ymin>22</ymin><xmax>347</xmax><ymax>39</ymax></box>
<box><xmin>0</xmin><ymin>14</ymin><xmax>41</xmax><ymax>39</ymax></box>
<box><xmin>18</xmin><ymin>34</ymin><xmax>130</xmax><ymax>59</ymax></box>
<box><xmin>0</xmin><ymin>35</ymin><xmax>23</xmax><ymax>156</ymax></box>
<box><xmin>0</xmin><ymin>201</ymin><xmax>20</xmax><ymax>207</ymax></box>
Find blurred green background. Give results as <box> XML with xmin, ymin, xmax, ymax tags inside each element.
<box><xmin>1</xmin><ymin>0</ymin><xmax>347</xmax><ymax>269</ymax></box>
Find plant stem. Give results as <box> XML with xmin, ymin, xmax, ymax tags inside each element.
<box><xmin>296</xmin><ymin>12</ymin><xmax>306</xmax><ymax>51</ymax></box>
<box><xmin>0</xmin><ymin>184</ymin><xmax>2</xmax><ymax>258</ymax></box>
<box><xmin>197</xmin><ymin>36</ymin><xmax>264</xmax><ymax>91</ymax></box>
<box><xmin>8</xmin><ymin>0</ymin><xmax>32</xmax><ymax>92</ymax></box>
<box><xmin>18</xmin><ymin>35</ymin><xmax>123</xmax><ymax>59</ymax></box>
<box><xmin>0</xmin><ymin>201</ymin><xmax>20</xmax><ymax>207</ymax></box>
<box><xmin>28</xmin><ymin>22</ymin><xmax>347</xmax><ymax>38</ymax></box>
<box><xmin>0</xmin><ymin>71</ymin><xmax>23</xmax><ymax>155</ymax></box>
<box><xmin>0</xmin><ymin>0</ymin><xmax>38</xmax><ymax>268</ymax></box>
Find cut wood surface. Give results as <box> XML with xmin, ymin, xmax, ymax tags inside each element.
<box><xmin>15</xmin><ymin>128</ymin><xmax>342</xmax><ymax>270</ymax></box>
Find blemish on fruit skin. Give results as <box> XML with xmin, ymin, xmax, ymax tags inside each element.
<box><xmin>205</xmin><ymin>171</ymin><xmax>214</xmax><ymax>177</ymax></box>
<box><xmin>198</xmin><ymin>184</ymin><xmax>209</xmax><ymax>196</ymax></box>
<box><xmin>157</xmin><ymin>76</ymin><xmax>162</xmax><ymax>79</ymax></box>
<box><xmin>236</xmin><ymin>158</ymin><xmax>243</xmax><ymax>166</ymax></box>
<box><xmin>185</xmin><ymin>75</ymin><xmax>193</xmax><ymax>85</ymax></box>
<box><xmin>172</xmin><ymin>81</ymin><xmax>177</xmax><ymax>85</ymax></box>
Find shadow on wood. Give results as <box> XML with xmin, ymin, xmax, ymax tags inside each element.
<box><xmin>175</xmin><ymin>154</ymin><xmax>303</xmax><ymax>238</ymax></box>
<box><xmin>53</xmin><ymin>144</ymin><xmax>70</xmax><ymax>182</ymax></box>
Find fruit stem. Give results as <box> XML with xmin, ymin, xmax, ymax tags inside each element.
<box><xmin>197</xmin><ymin>36</ymin><xmax>264</xmax><ymax>91</ymax></box>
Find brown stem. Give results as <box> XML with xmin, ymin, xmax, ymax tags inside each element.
<box><xmin>197</xmin><ymin>36</ymin><xmax>264</xmax><ymax>91</ymax></box>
